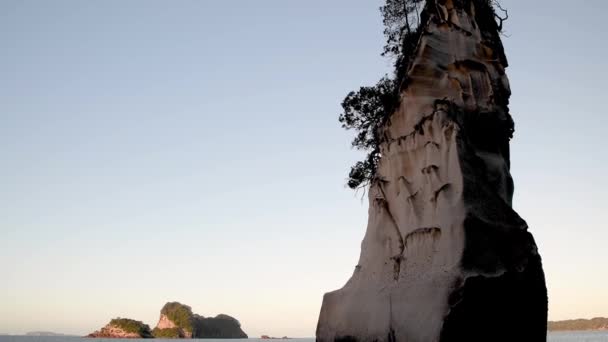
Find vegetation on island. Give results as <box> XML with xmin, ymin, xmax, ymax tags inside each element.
<box><xmin>88</xmin><ymin>302</ymin><xmax>247</xmax><ymax>339</ymax></box>
<box><xmin>548</xmin><ymin>318</ymin><xmax>608</xmax><ymax>331</ymax></box>
<box><xmin>152</xmin><ymin>327</ymin><xmax>184</xmax><ymax>338</ymax></box>
<box><xmin>153</xmin><ymin>302</ymin><xmax>247</xmax><ymax>338</ymax></box>
<box><xmin>160</xmin><ymin>302</ymin><xmax>194</xmax><ymax>333</ymax></box>
<box><xmin>109</xmin><ymin>318</ymin><xmax>153</xmax><ymax>338</ymax></box>
<box><xmin>192</xmin><ymin>314</ymin><xmax>247</xmax><ymax>339</ymax></box>
<box><xmin>340</xmin><ymin>0</ymin><xmax>507</xmax><ymax>189</ymax></box>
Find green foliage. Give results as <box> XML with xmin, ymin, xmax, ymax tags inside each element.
<box><xmin>152</xmin><ymin>327</ymin><xmax>183</xmax><ymax>338</ymax></box>
<box><xmin>380</xmin><ymin>0</ymin><xmax>425</xmax><ymax>59</ymax></box>
<box><xmin>341</xmin><ymin>0</ymin><xmax>424</xmax><ymax>189</ymax></box>
<box><xmin>380</xmin><ymin>0</ymin><xmax>428</xmax><ymax>83</ymax></box>
<box><xmin>340</xmin><ymin>77</ymin><xmax>398</xmax><ymax>152</ymax></box>
<box><xmin>548</xmin><ymin>318</ymin><xmax>608</xmax><ymax>331</ymax></box>
<box><xmin>109</xmin><ymin>318</ymin><xmax>153</xmax><ymax>337</ymax></box>
<box><xmin>160</xmin><ymin>302</ymin><xmax>194</xmax><ymax>332</ymax></box>
<box><xmin>340</xmin><ymin>0</ymin><xmax>507</xmax><ymax>189</ymax></box>
<box><xmin>154</xmin><ymin>303</ymin><xmax>247</xmax><ymax>339</ymax></box>
<box><xmin>347</xmin><ymin>157</ymin><xmax>379</xmax><ymax>190</ymax></box>
<box><xmin>339</xmin><ymin>77</ymin><xmax>398</xmax><ymax>189</ymax></box>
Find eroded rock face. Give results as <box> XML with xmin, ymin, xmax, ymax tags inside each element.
<box><xmin>153</xmin><ymin>303</ymin><xmax>194</xmax><ymax>338</ymax></box>
<box><xmin>317</xmin><ymin>1</ymin><xmax>547</xmax><ymax>341</ymax></box>
<box><xmin>156</xmin><ymin>314</ymin><xmax>178</xmax><ymax>330</ymax></box>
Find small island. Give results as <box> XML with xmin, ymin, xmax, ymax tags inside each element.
<box><xmin>87</xmin><ymin>318</ymin><xmax>153</xmax><ymax>338</ymax></box>
<box><xmin>261</xmin><ymin>335</ymin><xmax>290</xmax><ymax>339</ymax></box>
<box><xmin>548</xmin><ymin>317</ymin><xmax>608</xmax><ymax>331</ymax></box>
<box><xmin>87</xmin><ymin>301</ymin><xmax>247</xmax><ymax>339</ymax></box>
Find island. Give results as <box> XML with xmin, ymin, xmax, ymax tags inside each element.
<box><xmin>261</xmin><ymin>335</ymin><xmax>290</xmax><ymax>339</ymax></box>
<box><xmin>87</xmin><ymin>301</ymin><xmax>247</xmax><ymax>339</ymax></box>
<box><xmin>87</xmin><ymin>318</ymin><xmax>154</xmax><ymax>338</ymax></box>
<box><xmin>153</xmin><ymin>302</ymin><xmax>247</xmax><ymax>339</ymax></box>
<box><xmin>548</xmin><ymin>318</ymin><xmax>608</xmax><ymax>331</ymax></box>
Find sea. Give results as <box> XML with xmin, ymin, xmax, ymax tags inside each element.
<box><xmin>0</xmin><ymin>335</ymin><xmax>607</xmax><ymax>342</ymax></box>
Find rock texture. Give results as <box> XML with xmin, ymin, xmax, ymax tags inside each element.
<box><xmin>317</xmin><ymin>1</ymin><xmax>547</xmax><ymax>342</ymax></box>
<box><xmin>87</xmin><ymin>318</ymin><xmax>153</xmax><ymax>339</ymax></box>
<box><xmin>156</xmin><ymin>313</ymin><xmax>178</xmax><ymax>330</ymax></box>
<box><xmin>153</xmin><ymin>302</ymin><xmax>248</xmax><ymax>339</ymax></box>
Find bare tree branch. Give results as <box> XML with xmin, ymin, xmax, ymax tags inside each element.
<box><xmin>492</xmin><ymin>0</ymin><xmax>509</xmax><ymax>31</ymax></box>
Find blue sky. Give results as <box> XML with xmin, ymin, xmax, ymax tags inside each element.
<box><xmin>1</xmin><ymin>0</ymin><xmax>607</xmax><ymax>337</ymax></box>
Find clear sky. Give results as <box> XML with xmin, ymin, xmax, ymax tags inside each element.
<box><xmin>1</xmin><ymin>0</ymin><xmax>607</xmax><ymax>337</ymax></box>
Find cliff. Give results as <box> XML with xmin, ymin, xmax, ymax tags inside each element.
<box><xmin>548</xmin><ymin>318</ymin><xmax>608</xmax><ymax>331</ymax></box>
<box><xmin>153</xmin><ymin>302</ymin><xmax>247</xmax><ymax>339</ymax></box>
<box><xmin>317</xmin><ymin>1</ymin><xmax>548</xmax><ymax>342</ymax></box>
<box><xmin>87</xmin><ymin>318</ymin><xmax>153</xmax><ymax>339</ymax></box>
<box><xmin>152</xmin><ymin>302</ymin><xmax>194</xmax><ymax>338</ymax></box>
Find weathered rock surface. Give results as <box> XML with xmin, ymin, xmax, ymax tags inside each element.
<box><xmin>156</xmin><ymin>313</ymin><xmax>178</xmax><ymax>330</ymax></box>
<box><xmin>153</xmin><ymin>302</ymin><xmax>248</xmax><ymax>339</ymax></box>
<box><xmin>317</xmin><ymin>1</ymin><xmax>547</xmax><ymax>342</ymax></box>
<box><xmin>87</xmin><ymin>318</ymin><xmax>153</xmax><ymax>339</ymax></box>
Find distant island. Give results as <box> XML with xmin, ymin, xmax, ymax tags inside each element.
<box><xmin>26</xmin><ymin>332</ymin><xmax>72</xmax><ymax>336</ymax></box>
<box><xmin>548</xmin><ymin>317</ymin><xmax>608</xmax><ymax>331</ymax></box>
<box><xmin>261</xmin><ymin>335</ymin><xmax>290</xmax><ymax>339</ymax></box>
<box><xmin>87</xmin><ymin>301</ymin><xmax>247</xmax><ymax>339</ymax></box>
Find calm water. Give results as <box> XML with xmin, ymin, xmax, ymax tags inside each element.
<box><xmin>548</xmin><ymin>332</ymin><xmax>608</xmax><ymax>341</ymax></box>
<box><xmin>1</xmin><ymin>334</ymin><xmax>608</xmax><ymax>342</ymax></box>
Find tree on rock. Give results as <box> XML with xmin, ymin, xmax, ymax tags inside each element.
<box><xmin>339</xmin><ymin>77</ymin><xmax>397</xmax><ymax>189</ymax></box>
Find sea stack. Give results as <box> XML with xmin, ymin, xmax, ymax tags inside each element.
<box><xmin>317</xmin><ymin>1</ymin><xmax>548</xmax><ymax>342</ymax></box>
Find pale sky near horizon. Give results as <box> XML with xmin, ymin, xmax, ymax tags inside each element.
<box><xmin>1</xmin><ymin>0</ymin><xmax>607</xmax><ymax>337</ymax></box>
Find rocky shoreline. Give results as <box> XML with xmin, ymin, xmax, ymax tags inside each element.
<box><xmin>548</xmin><ymin>318</ymin><xmax>608</xmax><ymax>332</ymax></box>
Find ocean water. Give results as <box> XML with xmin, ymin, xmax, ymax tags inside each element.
<box><xmin>1</xmin><ymin>335</ymin><xmax>608</xmax><ymax>342</ymax></box>
<box><xmin>548</xmin><ymin>332</ymin><xmax>608</xmax><ymax>341</ymax></box>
